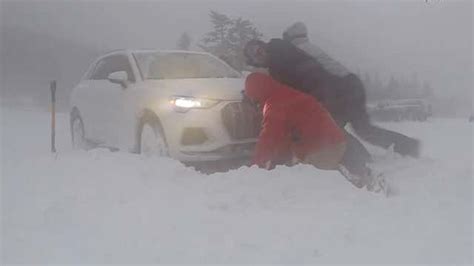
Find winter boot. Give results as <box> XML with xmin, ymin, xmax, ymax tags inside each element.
<box><xmin>337</xmin><ymin>164</ymin><xmax>366</xmax><ymax>189</ymax></box>
<box><xmin>338</xmin><ymin>164</ymin><xmax>389</xmax><ymax>194</ymax></box>
<box><xmin>393</xmin><ymin>137</ymin><xmax>421</xmax><ymax>158</ymax></box>
<box><xmin>365</xmin><ymin>169</ymin><xmax>389</xmax><ymax>194</ymax></box>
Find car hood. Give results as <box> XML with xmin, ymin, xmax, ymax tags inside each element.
<box><xmin>144</xmin><ymin>78</ymin><xmax>245</xmax><ymax>101</ymax></box>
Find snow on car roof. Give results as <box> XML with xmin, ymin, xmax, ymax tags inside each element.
<box><xmin>134</xmin><ymin>49</ymin><xmax>209</xmax><ymax>55</ymax></box>
<box><xmin>104</xmin><ymin>49</ymin><xmax>211</xmax><ymax>56</ymax></box>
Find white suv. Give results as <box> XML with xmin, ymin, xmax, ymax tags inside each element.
<box><xmin>70</xmin><ymin>50</ymin><xmax>260</xmax><ymax>162</ymax></box>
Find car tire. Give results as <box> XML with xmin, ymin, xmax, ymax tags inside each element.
<box><xmin>70</xmin><ymin>113</ymin><xmax>88</xmax><ymax>149</ymax></box>
<box><xmin>138</xmin><ymin>116</ymin><xmax>169</xmax><ymax>157</ymax></box>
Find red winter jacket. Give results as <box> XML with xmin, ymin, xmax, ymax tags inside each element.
<box><xmin>245</xmin><ymin>72</ymin><xmax>345</xmax><ymax>168</ymax></box>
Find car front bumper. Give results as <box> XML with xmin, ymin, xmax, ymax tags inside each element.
<box><xmin>159</xmin><ymin>100</ymin><xmax>259</xmax><ymax>162</ymax></box>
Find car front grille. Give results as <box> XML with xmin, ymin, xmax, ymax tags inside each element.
<box><xmin>221</xmin><ymin>101</ymin><xmax>262</xmax><ymax>140</ymax></box>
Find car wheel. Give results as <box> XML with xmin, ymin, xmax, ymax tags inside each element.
<box><xmin>138</xmin><ymin>119</ymin><xmax>168</xmax><ymax>157</ymax></box>
<box><xmin>71</xmin><ymin>114</ymin><xmax>87</xmax><ymax>149</ymax></box>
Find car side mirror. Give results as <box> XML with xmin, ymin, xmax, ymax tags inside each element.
<box><xmin>107</xmin><ymin>71</ymin><xmax>129</xmax><ymax>88</ymax></box>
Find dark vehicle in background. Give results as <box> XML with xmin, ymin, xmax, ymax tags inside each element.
<box><xmin>368</xmin><ymin>99</ymin><xmax>432</xmax><ymax>122</ymax></box>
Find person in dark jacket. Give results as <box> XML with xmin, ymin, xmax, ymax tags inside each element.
<box><xmin>246</xmin><ymin>72</ymin><xmax>383</xmax><ymax>191</ymax></box>
<box><xmin>244</xmin><ymin>38</ymin><xmax>420</xmax><ymax>156</ymax></box>
<box><xmin>283</xmin><ymin>22</ymin><xmax>350</xmax><ymax>77</ymax></box>
<box><xmin>282</xmin><ymin>22</ymin><xmax>421</xmax><ymax>156</ymax></box>
<box><xmin>243</xmin><ymin>39</ymin><xmax>420</xmax><ymax>174</ymax></box>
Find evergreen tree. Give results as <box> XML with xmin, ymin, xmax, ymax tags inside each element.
<box><xmin>363</xmin><ymin>72</ymin><xmax>375</xmax><ymax>101</ymax></box>
<box><xmin>176</xmin><ymin>32</ymin><xmax>192</xmax><ymax>50</ymax></box>
<box><xmin>200</xmin><ymin>11</ymin><xmax>232</xmax><ymax>55</ymax></box>
<box><xmin>387</xmin><ymin>76</ymin><xmax>401</xmax><ymax>99</ymax></box>
<box><xmin>421</xmin><ymin>81</ymin><xmax>434</xmax><ymax>98</ymax></box>
<box><xmin>373</xmin><ymin>72</ymin><xmax>383</xmax><ymax>92</ymax></box>
<box><xmin>200</xmin><ymin>10</ymin><xmax>262</xmax><ymax>70</ymax></box>
<box><xmin>363</xmin><ymin>72</ymin><xmax>372</xmax><ymax>88</ymax></box>
<box><xmin>410</xmin><ymin>72</ymin><xmax>420</xmax><ymax>89</ymax></box>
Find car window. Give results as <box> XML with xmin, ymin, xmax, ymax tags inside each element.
<box><xmin>134</xmin><ymin>52</ymin><xmax>241</xmax><ymax>79</ymax></box>
<box><xmin>89</xmin><ymin>54</ymin><xmax>135</xmax><ymax>82</ymax></box>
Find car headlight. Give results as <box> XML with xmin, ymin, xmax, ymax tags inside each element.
<box><xmin>170</xmin><ymin>96</ymin><xmax>219</xmax><ymax>112</ymax></box>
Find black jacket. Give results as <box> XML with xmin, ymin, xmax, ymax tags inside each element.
<box><xmin>266</xmin><ymin>38</ymin><xmax>356</xmax><ymax>125</ymax></box>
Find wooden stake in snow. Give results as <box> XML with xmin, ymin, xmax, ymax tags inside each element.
<box><xmin>50</xmin><ymin>80</ymin><xmax>56</xmax><ymax>153</ymax></box>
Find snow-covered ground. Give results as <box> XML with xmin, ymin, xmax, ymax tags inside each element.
<box><xmin>1</xmin><ymin>106</ymin><xmax>472</xmax><ymax>264</ymax></box>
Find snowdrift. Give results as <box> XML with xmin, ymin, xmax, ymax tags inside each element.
<box><xmin>1</xmin><ymin>107</ymin><xmax>472</xmax><ymax>264</ymax></box>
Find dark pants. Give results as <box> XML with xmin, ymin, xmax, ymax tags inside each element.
<box><xmin>331</xmin><ymin>74</ymin><xmax>420</xmax><ymax>158</ymax></box>
<box><xmin>340</xmin><ymin>131</ymin><xmax>372</xmax><ymax>178</ymax></box>
<box><xmin>328</xmin><ymin>74</ymin><xmax>420</xmax><ymax>180</ymax></box>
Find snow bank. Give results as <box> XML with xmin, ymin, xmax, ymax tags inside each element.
<box><xmin>1</xmin><ymin>107</ymin><xmax>472</xmax><ymax>264</ymax></box>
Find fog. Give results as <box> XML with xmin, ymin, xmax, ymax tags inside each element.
<box><xmin>1</xmin><ymin>0</ymin><xmax>472</xmax><ymax>114</ymax></box>
<box><xmin>2</xmin><ymin>2</ymin><xmax>473</xmax><ymax>263</ymax></box>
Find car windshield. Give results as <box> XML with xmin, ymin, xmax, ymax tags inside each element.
<box><xmin>134</xmin><ymin>52</ymin><xmax>241</xmax><ymax>79</ymax></box>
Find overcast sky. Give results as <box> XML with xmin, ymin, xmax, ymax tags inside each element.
<box><xmin>1</xmin><ymin>0</ymin><xmax>472</xmax><ymax>101</ymax></box>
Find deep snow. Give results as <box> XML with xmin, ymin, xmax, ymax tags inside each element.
<box><xmin>1</xmin><ymin>106</ymin><xmax>472</xmax><ymax>264</ymax></box>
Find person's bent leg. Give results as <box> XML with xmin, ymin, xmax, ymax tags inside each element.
<box><xmin>351</xmin><ymin>113</ymin><xmax>420</xmax><ymax>157</ymax></box>
<box><xmin>303</xmin><ymin>142</ymin><xmax>347</xmax><ymax>170</ymax></box>
<box><xmin>340</xmin><ymin>133</ymin><xmax>372</xmax><ymax>173</ymax></box>
<box><xmin>346</xmin><ymin>74</ymin><xmax>420</xmax><ymax>157</ymax></box>
<box><xmin>338</xmin><ymin>133</ymin><xmax>373</xmax><ymax>188</ymax></box>
<box><xmin>303</xmin><ymin>130</ymin><xmax>372</xmax><ymax>188</ymax></box>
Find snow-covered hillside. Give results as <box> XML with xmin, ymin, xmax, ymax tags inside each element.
<box><xmin>1</xmin><ymin>107</ymin><xmax>472</xmax><ymax>264</ymax></box>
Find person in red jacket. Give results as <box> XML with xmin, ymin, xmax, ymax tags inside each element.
<box><xmin>245</xmin><ymin>72</ymin><xmax>385</xmax><ymax>191</ymax></box>
<box><xmin>246</xmin><ymin>72</ymin><xmax>346</xmax><ymax>168</ymax></box>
